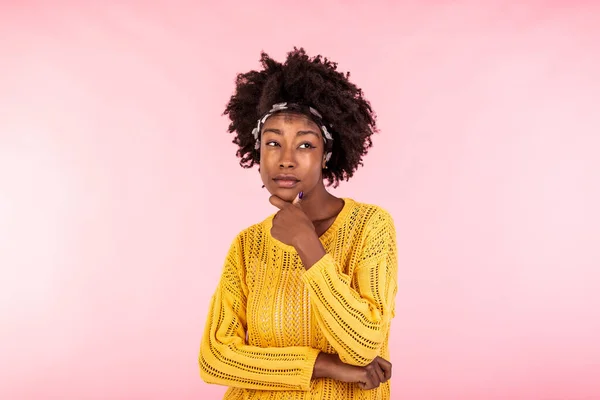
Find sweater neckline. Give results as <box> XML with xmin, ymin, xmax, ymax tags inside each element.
<box><xmin>265</xmin><ymin>197</ymin><xmax>355</xmax><ymax>252</ymax></box>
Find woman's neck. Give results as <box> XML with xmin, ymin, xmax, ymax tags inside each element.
<box><xmin>301</xmin><ymin>184</ymin><xmax>344</xmax><ymax>222</ymax></box>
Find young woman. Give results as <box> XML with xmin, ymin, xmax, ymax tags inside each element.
<box><xmin>199</xmin><ymin>48</ymin><xmax>398</xmax><ymax>400</ymax></box>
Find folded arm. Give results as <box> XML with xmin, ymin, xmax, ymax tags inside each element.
<box><xmin>199</xmin><ymin>236</ymin><xmax>320</xmax><ymax>391</ymax></box>
<box><xmin>300</xmin><ymin>209</ymin><xmax>398</xmax><ymax>366</ymax></box>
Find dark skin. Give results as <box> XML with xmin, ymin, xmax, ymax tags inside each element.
<box><xmin>259</xmin><ymin>112</ymin><xmax>392</xmax><ymax>390</ymax></box>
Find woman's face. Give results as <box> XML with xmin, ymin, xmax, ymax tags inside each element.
<box><xmin>259</xmin><ymin>112</ymin><xmax>326</xmax><ymax>202</ymax></box>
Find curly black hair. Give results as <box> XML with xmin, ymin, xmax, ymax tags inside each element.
<box><xmin>223</xmin><ymin>47</ymin><xmax>378</xmax><ymax>188</ymax></box>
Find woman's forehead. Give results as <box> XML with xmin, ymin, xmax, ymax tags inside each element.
<box><xmin>262</xmin><ymin>112</ymin><xmax>320</xmax><ymax>129</ymax></box>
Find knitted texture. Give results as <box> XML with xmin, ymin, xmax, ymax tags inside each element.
<box><xmin>199</xmin><ymin>198</ymin><xmax>398</xmax><ymax>399</ymax></box>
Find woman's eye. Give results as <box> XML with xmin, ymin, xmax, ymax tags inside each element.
<box><xmin>264</xmin><ymin>141</ymin><xmax>314</xmax><ymax>149</ymax></box>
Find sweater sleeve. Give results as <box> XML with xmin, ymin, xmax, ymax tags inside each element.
<box><xmin>199</xmin><ymin>234</ymin><xmax>320</xmax><ymax>391</ymax></box>
<box><xmin>301</xmin><ymin>208</ymin><xmax>398</xmax><ymax>366</ymax></box>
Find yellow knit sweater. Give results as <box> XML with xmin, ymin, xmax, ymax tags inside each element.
<box><xmin>199</xmin><ymin>198</ymin><xmax>398</xmax><ymax>399</ymax></box>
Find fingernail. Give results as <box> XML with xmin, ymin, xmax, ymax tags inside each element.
<box><xmin>299</xmin><ymin>191</ymin><xmax>304</xmax><ymax>199</ymax></box>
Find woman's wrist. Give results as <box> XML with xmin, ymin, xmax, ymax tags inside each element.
<box><xmin>312</xmin><ymin>352</ymin><xmax>335</xmax><ymax>379</ymax></box>
<box><xmin>293</xmin><ymin>232</ymin><xmax>326</xmax><ymax>269</ymax></box>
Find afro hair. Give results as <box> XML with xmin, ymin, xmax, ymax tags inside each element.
<box><xmin>223</xmin><ymin>47</ymin><xmax>378</xmax><ymax>187</ymax></box>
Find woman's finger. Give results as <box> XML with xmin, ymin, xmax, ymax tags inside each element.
<box><xmin>373</xmin><ymin>363</ymin><xmax>385</xmax><ymax>385</ymax></box>
<box><xmin>365</xmin><ymin>366</ymin><xmax>380</xmax><ymax>390</ymax></box>
<box><xmin>292</xmin><ymin>191</ymin><xmax>304</xmax><ymax>206</ymax></box>
<box><xmin>269</xmin><ymin>195</ymin><xmax>288</xmax><ymax>210</ymax></box>
<box><xmin>376</xmin><ymin>357</ymin><xmax>393</xmax><ymax>380</ymax></box>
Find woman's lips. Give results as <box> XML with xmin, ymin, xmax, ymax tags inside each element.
<box><xmin>273</xmin><ymin>178</ymin><xmax>299</xmax><ymax>188</ymax></box>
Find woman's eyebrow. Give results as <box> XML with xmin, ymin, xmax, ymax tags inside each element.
<box><xmin>263</xmin><ymin>128</ymin><xmax>320</xmax><ymax>138</ymax></box>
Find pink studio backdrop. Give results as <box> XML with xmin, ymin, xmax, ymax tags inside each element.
<box><xmin>1</xmin><ymin>1</ymin><xmax>599</xmax><ymax>399</ymax></box>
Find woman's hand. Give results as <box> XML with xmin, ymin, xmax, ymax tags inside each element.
<box><xmin>269</xmin><ymin>193</ymin><xmax>327</xmax><ymax>268</ymax></box>
<box><xmin>313</xmin><ymin>353</ymin><xmax>392</xmax><ymax>390</ymax></box>
<box><xmin>269</xmin><ymin>193</ymin><xmax>315</xmax><ymax>247</ymax></box>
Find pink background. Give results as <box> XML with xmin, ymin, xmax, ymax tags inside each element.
<box><xmin>1</xmin><ymin>1</ymin><xmax>599</xmax><ymax>399</ymax></box>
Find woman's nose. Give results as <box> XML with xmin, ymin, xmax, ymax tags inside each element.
<box><xmin>279</xmin><ymin>148</ymin><xmax>296</xmax><ymax>168</ymax></box>
<box><xmin>279</xmin><ymin>159</ymin><xmax>295</xmax><ymax>168</ymax></box>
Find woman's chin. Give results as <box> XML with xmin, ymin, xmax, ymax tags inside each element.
<box><xmin>267</xmin><ymin>187</ymin><xmax>300</xmax><ymax>202</ymax></box>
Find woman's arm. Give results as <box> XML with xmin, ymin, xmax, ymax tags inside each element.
<box><xmin>298</xmin><ymin>208</ymin><xmax>398</xmax><ymax>366</ymax></box>
<box><xmin>313</xmin><ymin>352</ymin><xmax>393</xmax><ymax>390</ymax></box>
<box><xmin>199</xmin><ymin>235</ymin><xmax>320</xmax><ymax>391</ymax></box>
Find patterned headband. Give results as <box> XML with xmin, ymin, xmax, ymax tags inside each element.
<box><xmin>252</xmin><ymin>102</ymin><xmax>333</xmax><ymax>164</ymax></box>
